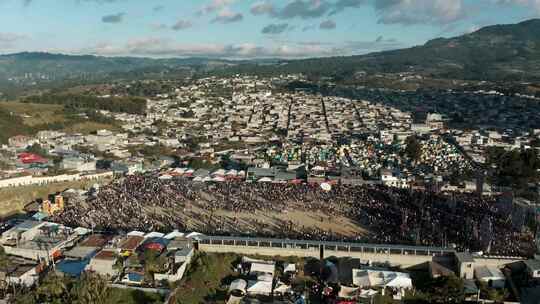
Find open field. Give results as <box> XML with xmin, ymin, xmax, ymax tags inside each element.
<box><xmin>0</xmin><ymin>101</ymin><xmax>65</xmax><ymax>126</ymax></box>
<box><xmin>0</xmin><ymin>177</ymin><xmax>112</xmax><ymax>218</ymax></box>
<box><xmin>65</xmin><ymin>121</ymin><xmax>121</xmax><ymax>134</ymax></box>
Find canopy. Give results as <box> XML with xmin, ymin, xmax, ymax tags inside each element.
<box><xmin>321</xmin><ymin>183</ymin><xmax>332</xmax><ymax>191</ymax></box>
<box><xmin>229</xmin><ymin>279</ymin><xmax>247</xmax><ymax>294</ymax></box>
<box><xmin>213</xmin><ymin>176</ymin><xmax>226</xmax><ymax>182</ymax></box>
<box><xmin>247</xmin><ymin>280</ymin><xmax>272</xmax><ymax>296</ymax></box>
<box><xmin>338</xmin><ymin>286</ymin><xmax>358</xmax><ymax>299</ymax></box>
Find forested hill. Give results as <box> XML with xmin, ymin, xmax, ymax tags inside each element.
<box><xmin>0</xmin><ymin>52</ymin><xmax>237</xmax><ymax>82</ymax></box>
<box><xmin>216</xmin><ymin>19</ymin><xmax>540</xmax><ymax>82</ymax></box>
<box><xmin>2</xmin><ymin>19</ymin><xmax>540</xmax><ymax>85</ymax></box>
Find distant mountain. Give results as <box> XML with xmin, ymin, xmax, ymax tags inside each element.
<box><xmin>1</xmin><ymin>19</ymin><xmax>540</xmax><ymax>86</ymax></box>
<box><xmin>0</xmin><ymin>52</ymin><xmax>243</xmax><ymax>84</ymax></box>
<box><xmin>218</xmin><ymin>19</ymin><xmax>540</xmax><ymax>82</ymax></box>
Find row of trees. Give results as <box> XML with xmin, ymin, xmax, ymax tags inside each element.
<box><xmin>24</xmin><ymin>94</ymin><xmax>147</xmax><ymax>115</ymax></box>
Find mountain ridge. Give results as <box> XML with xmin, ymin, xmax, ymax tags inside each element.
<box><xmin>1</xmin><ymin>19</ymin><xmax>540</xmax><ymax>83</ymax></box>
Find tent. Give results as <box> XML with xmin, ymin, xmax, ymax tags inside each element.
<box><xmin>352</xmin><ymin>269</ymin><xmax>412</xmax><ymax>289</ymax></box>
<box><xmin>213</xmin><ymin>176</ymin><xmax>226</xmax><ymax>182</ymax></box>
<box><xmin>226</xmin><ymin>295</ymin><xmax>243</xmax><ymax>304</ymax></box>
<box><xmin>247</xmin><ymin>280</ymin><xmax>273</xmax><ymax>296</ymax></box>
<box><xmin>192</xmin><ymin>176</ymin><xmax>203</xmax><ymax>182</ymax></box>
<box><xmin>226</xmin><ymin>169</ymin><xmax>238</xmax><ymax>176</ymax></box>
<box><xmin>173</xmin><ymin>168</ymin><xmax>186</xmax><ymax>174</ymax></box>
<box><xmin>274</xmin><ymin>283</ymin><xmax>292</xmax><ymax>295</ymax></box>
<box><xmin>284</xmin><ymin>263</ymin><xmax>296</xmax><ymax>274</ymax></box>
<box><xmin>212</xmin><ymin>169</ymin><xmax>226</xmax><ymax>176</ymax></box>
<box><xmin>186</xmin><ymin>232</ymin><xmax>204</xmax><ymax>239</ymax></box>
<box><xmin>127</xmin><ymin>231</ymin><xmax>145</xmax><ymax>237</ymax></box>
<box><xmin>229</xmin><ymin>279</ymin><xmax>247</xmax><ymax>296</ymax></box>
<box><xmin>164</xmin><ymin>230</ymin><xmax>185</xmax><ymax>240</ymax></box>
<box><xmin>359</xmin><ymin>289</ymin><xmax>378</xmax><ymax>298</ymax></box>
<box><xmin>144</xmin><ymin>232</ymin><xmax>165</xmax><ymax>239</ymax></box>
<box><xmin>258</xmin><ymin>177</ymin><xmax>273</xmax><ymax>183</ymax></box>
<box><xmin>338</xmin><ymin>286</ymin><xmax>358</xmax><ymax>299</ymax></box>
<box><xmin>250</xmin><ymin>262</ymin><xmax>275</xmax><ymax>277</ymax></box>
<box><xmin>321</xmin><ymin>183</ymin><xmax>332</xmax><ymax>191</ymax></box>
<box><xmin>158</xmin><ymin>174</ymin><xmax>172</xmax><ymax>180</ymax></box>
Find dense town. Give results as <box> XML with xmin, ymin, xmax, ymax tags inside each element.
<box><xmin>1</xmin><ymin>74</ymin><xmax>540</xmax><ymax>304</ymax></box>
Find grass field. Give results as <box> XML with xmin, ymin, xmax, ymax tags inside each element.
<box><xmin>0</xmin><ymin>178</ymin><xmax>111</xmax><ymax>218</ymax></box>
<box><xmin>0</xmin><ymin>101</ymin><xmax>120</xmax><ymax>143</ymax></box>
<box><xmin>0</xmin><ymin>101</ymin><xmax>65</xmax><ymax>126</ymax></box>
<box><xmin>107</xmin><ymin>288</ymin><xmax>165</xmax><ymax>304</ymax></box>
<box><xmin>65</xmin><ymin>121</ymin><xmax>121</xmax><ymax>134</ymax></box>
<box><xmin>172</xmin><ymin>252</ymin><xmax>238</xmax><ymax>304</ymax></box>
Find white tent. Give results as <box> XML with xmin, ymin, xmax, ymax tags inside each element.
<box><xmin>258</xmin><ymin>177</ymin><xmax>273</xmax><ymax>183</ymax></box>
<box><xmin>226</xmin><ymin>295</ymin><xmax>243</xmax><ymax>304</ymax></box>
<box><xmin>173</xmin><ymin>168</ymin><xmax>186</xmax><ymax>174</ymax></box>
<box><xmin>226</xmin><ymin>169</ymin><xmax>238</xmax><ymax>176</ymax></box>
<box><xmin>213</xmin><ymin>176</ymin><xmax>226</xmax><ymax>182</ymax></box>
<box><xmin>144</xmin><ymin>232</ymin><xmax>165</xmax><ymax>239</ymax></box>
<box><xmin>192</xmin><ymin>176</ymin><xmax>203</xmax><ymax>182</ymax></box>
<box><xmin>229</xmin><ymin>279</ymin><xmax>247</xmax><ymax>295</ymax></box>
<box><xmin>284</xmin><ymin>263</ymin><xmax>296</xmax><ymax>273</ymax></box>
<box><xmin>338</xmin><ymin>286</ymin><xmax>358</xmax><ymax>299</ymax></box>
<box><xmin>74</xmin><ymin>227</ymin><xmax>91</xmax><ymax>235</ymax></box>
<box><xmin>164</xmin><ymin>230</ymin><xmax>185</xmax><ymax>240</ymax></box>
<box><xmin>127</xmin><ymin>231</ymin><xmax>145</xmax><ymax>237</ymax></box>
<box><xmin>158</xmin><ymin>174</ymin><xmax>172</xmax><ymax>180</ymax></box>
<box><xmin>186</xmin><ymin>232</ymin><xmax>204</xmax><ymax>239</ymax></box>
<box><xmin>247</xmin><ymin>280</ymin><xmax>272</xmax><ymax>296</ymax></box>
<box><xmin>250</xmin><ymin>262</ymin><xmax>275</xmax><ymax>278</ymax></box>
<box><xmin>359</xmin><ymin>289</ymin><xmax>379</xmax><ymax>298</ymax></box>
<box><xmin>274</xmin><ymin>283</ymin><xmax>292</xmax><ymax>295</ymax></box>
<box><xmin>353</xmin><ymin>269</ymin><xmax>412</xmax><ymax>289</ymax></box>
<box><xmin>212</xmin><ymin>169</ymin><xmax>226</xmax><ymax>176</ymax></box>
<box><xmin>321</xmin><ymin>183</ymin><xmax>332</xmax><ymax>191</ymax></box>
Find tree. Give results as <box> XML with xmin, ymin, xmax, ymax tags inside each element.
<box><xmin>423</xmin><ymin>275</ymin><xmax>465</xmax><ymax>303</ymax></box>
<box><xmin>405</xmin><ymin>136</ymin><xmax>422</xmax><ymax>162</ymax></box>
<box><xmin>36</xmin><ymin>274</ymin><xmax>70</xmax><ymax>304</ymax></box>
<box><xmin>70</xmin><ymin>273</ymin><xmax>110</xmax><ymax>304</ymax></box>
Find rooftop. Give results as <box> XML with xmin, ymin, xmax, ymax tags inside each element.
<box><xmin>93</xmin><ymin>250</ymin><xmax>117</xmax><ymax>261</ymax></box>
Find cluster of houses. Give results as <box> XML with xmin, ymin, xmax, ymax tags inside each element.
<box><xmin>2</xmin><ymin>74</ymin><xmax>538</xmax><ymax>197</ymax></box>
<box><xmin>0</xmin><ymin>220</ymin><xmax>195</xmax><ymax>290</ymax></box>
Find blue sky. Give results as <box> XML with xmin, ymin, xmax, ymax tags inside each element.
<box><xmin>0</xmin><ymin>0</ymin><xmax>538</xmax><ymax>58</ymax></box>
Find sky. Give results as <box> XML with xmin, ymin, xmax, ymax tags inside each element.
<box><xmin>0</xmin><ymin>0</ymin><xmax>539</xmax><ymax>59</ymax></box>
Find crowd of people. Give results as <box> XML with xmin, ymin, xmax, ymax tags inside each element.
<box><xmin>51</xmin><ymin>173</ymin><xmax>536</xmax><ymax>257</ymax></box>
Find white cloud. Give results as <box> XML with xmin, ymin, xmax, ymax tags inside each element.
<box><xmin>251</xmin><ymin>1</ymin><xmax>275</xmax><ymax>15</ymax></box>
<box><xmin>62</xmin><ymin>35</ymin><xmax>405</xmax><ymax>59</ymax></box>
<box><xmin>211</xmin><ymin>8</ymin><xmax>243</xmax><ymax>23</ymax></box>
<box><xmin>0</xmin><ymin>32</ymin><xmax>27</xmax><ymax>50</ymax></box>
<box><xmin>320</xmin><ymin>19</ymin><xmax>336</xmax><ymax>29</ymax></box>
<box><xmin>374</xmin><ymin>0</ymin><xmax>466</xmax><ymax>25</ymax></box>
<box><xmin>496</xmin><ymin>0</ymin><xmax>540</xmax><ymax>14</ymax></box>
<box><xmin>198</xmin><ymin>0</ymin><xmax>236</xmax><ymax>15</ymax></box>
<box><xmin>172</xmin><ymin>20</ymin><xmax>193</xmax><ymax>30</ymax></box>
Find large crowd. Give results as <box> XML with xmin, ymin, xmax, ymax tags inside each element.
<box><xmin>51</xmin><ymin>173</ymin><xmax>536</xmax><ymax>257</ymax></box>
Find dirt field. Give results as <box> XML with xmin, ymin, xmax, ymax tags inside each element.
<box><xmin>156</xmin><ymin>202</ymin><xmax>368</xmax><ymax>239</ymax></box>
<box><xmin>0</xmin><ymin>178</ymin><xmax>112</xmax><ymax>218</ymax></box>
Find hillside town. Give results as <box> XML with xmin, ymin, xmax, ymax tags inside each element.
<box><xmin>1</xmin><ymin>75</ymin><xmax>540</xmax><ymax>304</ymax></box>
